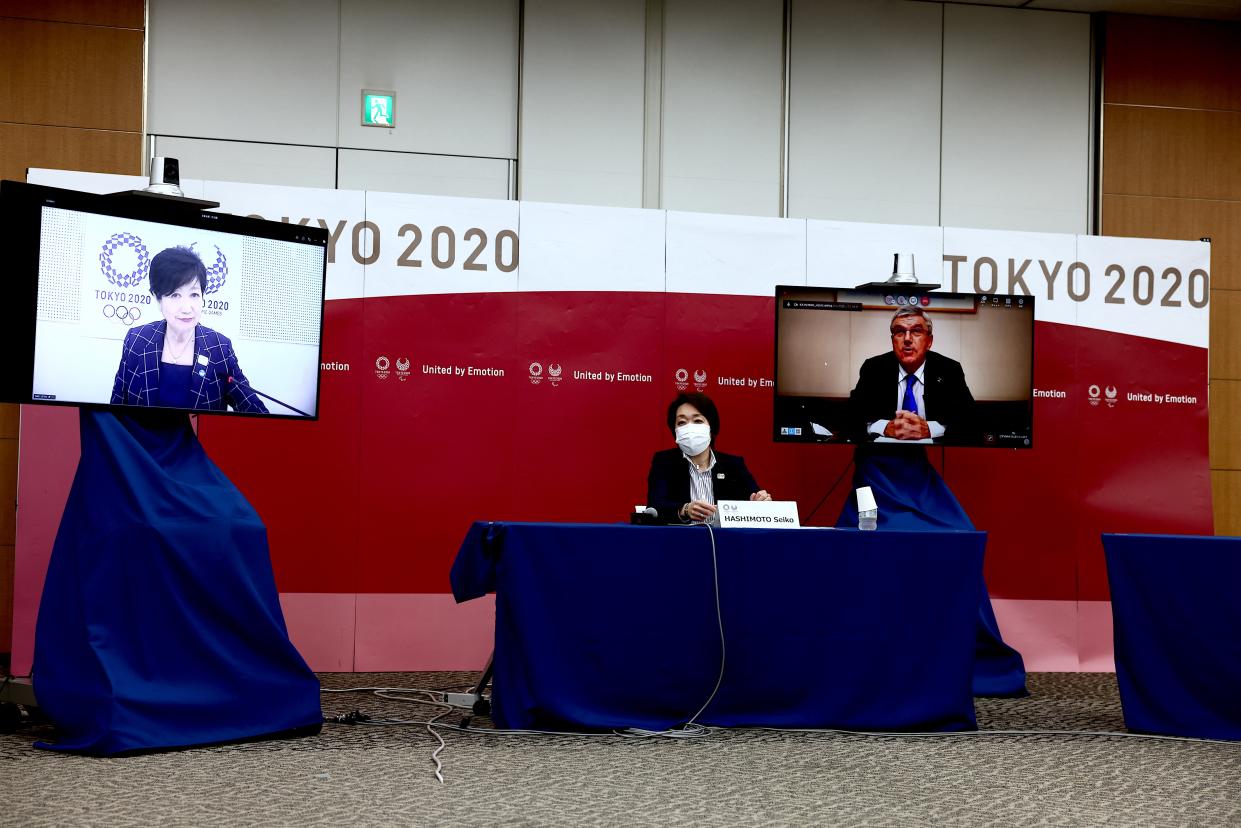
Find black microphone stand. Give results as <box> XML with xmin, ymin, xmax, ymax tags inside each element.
<box><xmin>230</xmin><ymin>378</ymin><xmax>313</xmax><ymax>418</ymax></box>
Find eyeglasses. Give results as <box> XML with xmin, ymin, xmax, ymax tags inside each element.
<box><xmin>890</xmin><ymin>327</ymin><xmax>928</xmax><ymax>339</ymax></box>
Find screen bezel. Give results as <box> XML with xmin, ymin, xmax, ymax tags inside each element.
<box><xmin>0</xmin><ymin>179</ymin><xmax>329</xmax><ymax>421</ymax></box>
<box><xmin>772</xmin><ymin>284</ymin><xmax>1036</xmax><ymax>449</ymax></box>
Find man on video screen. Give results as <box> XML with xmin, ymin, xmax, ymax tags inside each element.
<box><xmin>849</xmin><ymin>307</ymin><xmax>974</xmax><ymax>443</ymax></box>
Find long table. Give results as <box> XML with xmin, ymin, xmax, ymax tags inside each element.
<box><xmin>451</xmin><ymin>522</ymin><xmax>987</xmax><ymax>732</ymax></box>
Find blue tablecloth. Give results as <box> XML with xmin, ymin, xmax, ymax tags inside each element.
<box><xmin>1103</xmin><ymin>533</ymin><xmax>1241</xmax><ymax>740</ymax></box>
<box><xmin>452</xmin><ymin>521</ymin><xmax>987</xmax><ymax>732</ymax></box>
<box><xmin>33</xmin><ymin>411</ymin><xmax>323</xmax><ymax>755</ymax></box>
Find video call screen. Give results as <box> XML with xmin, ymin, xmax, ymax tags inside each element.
<box><xmin>1</xmin><ymin>181</ymin><xmax>327</xmax><ymax>419</ymax></box>
<box><xmin>773</xmin><ymin>286</ymin><xmax>1035</xmax><ymax>448</ymax></box>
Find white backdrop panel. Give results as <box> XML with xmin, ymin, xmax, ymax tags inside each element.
<box><xmin>1074</xmin><ymin>235</ymin><xmax>1211</xmax><ymax>349</ymax></box>
<box><xmin>807</xmin><ymin>221</ymin><xmax>944</xmax><ymax>289</ymax></box>
<box><xmin>204</xmin><ymin>181</ymin><xmax>366</xmax><ymax>303</ymax></box>
<box><xmin>943</xmin><ymin>227</ymin><xmax>1080</xmax><ymax>327</ymax></box>
<box><xmin>28</xmin><ymin>170</ymin><xmax>163</xmax><ymax>195</ymax></box>
<box><xmin>361</xmin><ymin>192</ymin><xmax>520</xmax><ymax>297</ymax></box>
<box><xmin>517</xmin><ymin>202</ymin><xmax>664</xmax><ymax>293</ymax></box>
<box><xmin>665</xmin><ymin>210</ymin><xmax>806</xmax><ymax>296</ymax></box>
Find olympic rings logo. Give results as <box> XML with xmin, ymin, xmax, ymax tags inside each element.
<box><xmin>103</xmin><ymin>304</ymin><xmax>143</xmax><ymax>326</ymax></box>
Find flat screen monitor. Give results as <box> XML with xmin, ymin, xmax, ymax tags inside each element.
<box><xmin>0</xmin><ymin>180</ymin><xmax>328</xmax><ymax>419</ymax></box>
<box><xmin>773</xmin><ymin>285</ymin><xmax>1035</xmax><ymax>448</ymax></box>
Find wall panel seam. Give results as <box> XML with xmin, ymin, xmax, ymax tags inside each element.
<box><xmin>0</xmin><ymin>15</ymin><xmax>143</xmax><ymax>32</ymax></box>
<box><xmin>148</xmin><ymin>133</ymin><xmax>514</xmax><ymax>162</ymax></box>
<box><xmin>1102</xmin><ymin>190</ymin><xmax>1241</xmax><ymax>203</ymax></box>
<box><xmin>0</xmin><ymin>122</ymin><xmax>143</xmax><ymax>136</ymax></box>
<box><xmin>1103</xmin><ymin>102</ymin><xmax>1241</xmax><ymax>115</ymax></box>
<box><xmin>1104</xmin><ymin>193</ymin><xmax>1241</xmax><ymax>206</ymax></box>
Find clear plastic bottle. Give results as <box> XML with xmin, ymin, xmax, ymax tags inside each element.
<box><xmin>858</xmin><ymin>508</ymin><xmax>878</xmax><ymax>531</ymax></box>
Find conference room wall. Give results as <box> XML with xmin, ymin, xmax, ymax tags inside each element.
<box><xmin>148</xmin><ymin>0</ymin><xmax>518</xmax><ymax>159</ymax></box>
<box><xmin>142</xmin><ymin>1</ymin><xmax>1094</xmax><ymax>230</ymax></box>
<box><xmin>658</xmin><ymin>0</ymin><xmax>785</xmax><ymax>217</ymax></box>
<box><xmin>787</xmin><ymin>0</ymin><xmax>943</xmax><ymax>226</ymax></box>
<box><xmin>1</xmin><ymin>0</ymin><xmax>146</xmax><ymax>658</ymax></box>
<box><xmin>1099</xmin><ymin>14</ymin><xmax>1241</xmax><ymax>536</ymax></box>
<box><xmin>941</xmin><ymin>5</ymin><xmax>1091</xmax><ymax>233</ymax></box>
<box><xmin>150</xmin><ymin>137</ymin><xmax>337</xmax><ymax>190</ymax></box>
<box><xmin>149</xmin><ymin>137</ymin><xmax>514</xmax><ymax>201</ymax></box>
<box><xmin>518</xmin><ymin>0</ymin><xmax>647</xmax><ymax>208</ymax></box>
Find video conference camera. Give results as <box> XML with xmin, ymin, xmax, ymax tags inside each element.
<box><xmin>145</xmin><ymin>156</ymin><xmax>183</xmax><ymax>197</ymax></box>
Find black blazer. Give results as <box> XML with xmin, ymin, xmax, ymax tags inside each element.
<box><xmin>646</xmin><ymin>448</ymin><xmax>761</xmax><ymax>523</ymax></box>
<box><xmin>848</xmin><ymin>350</ymin><xmax>975</xmax><ymax>443</ymax></box>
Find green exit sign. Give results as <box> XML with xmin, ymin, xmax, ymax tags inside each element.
<box><xmin>361</xmin><ymin>90</ymin><xmax>396</xmax><ymax>128</ymax></box>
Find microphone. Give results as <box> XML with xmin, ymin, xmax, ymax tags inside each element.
<box><xmin>630</xmin><ymin>505</ymin><xmax>661</xmax><ymax>526</ymax></box>
<box><xmin>198</xmin><ymin>360</ymin><xmax>312</xmax><ymax>417</ymax></box>
<box><xmin>225</xmin><ymin>375</ymin><xmax>313</xmax><ymax>418</ymax></box>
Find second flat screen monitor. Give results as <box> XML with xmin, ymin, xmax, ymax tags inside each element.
<box><xmin>773</xmin><ymin>287</ymin><xmax>1035</xmax><ymax>448</ymax></box>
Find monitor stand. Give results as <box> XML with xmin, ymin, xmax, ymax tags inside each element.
<box><xmin>855</xmin><ymin>280</ymin><xmax>941</xmax><ymax>292</ymax></box>
<box><xmin>106</xmin><ymin>189</ymin><xmax>220</xmax><ymax>210</ymax></box>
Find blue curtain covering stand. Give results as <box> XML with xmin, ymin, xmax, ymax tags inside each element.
<box><xmin>32</xmin><ymin>409</ymin><xmax>322</xmax><ymax>755</ymax></box>
<box><xmin>837</xmin><ymin>446</ymin><xmax>1028</xmax><ymax>697</ymax></box>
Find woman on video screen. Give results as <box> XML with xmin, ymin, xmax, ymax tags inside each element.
<box><xmin>109</xmin><ymin>246</ymin><xmax>267</xmax><ymax>413</ymax></box>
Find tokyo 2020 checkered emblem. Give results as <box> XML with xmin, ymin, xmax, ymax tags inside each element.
<box><xmin>192</xmin><ymin>243</ymin><xmax>228</xmax><ymax>295</ymax></box>
<box><xmin>99</xmin><ymin>233</ymin><xmax>150</xmax><ymax>288</ymax></box>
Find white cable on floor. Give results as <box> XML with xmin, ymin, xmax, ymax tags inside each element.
<box><xmin>330</xmin><ymin>711</ymin><xmax>1241</xmax><ymax>747</ymax></box>
<box><xmin>619</xmin><ymin>523</ymin><xmax>726</xmax><ymax>740</ymax></box>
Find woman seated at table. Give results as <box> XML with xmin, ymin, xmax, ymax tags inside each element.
<box><xmin>647</xmin><ymin>392</ymin><xmax>771</xmax><ymax>524</ymax></box>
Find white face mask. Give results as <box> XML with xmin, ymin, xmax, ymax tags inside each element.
<box><xmin>675</xmin><ymin>422</ymin><xmax>712</xmax><ymax>457</ymax></box>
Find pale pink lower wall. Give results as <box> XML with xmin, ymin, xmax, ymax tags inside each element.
<box><xmin>278</xmin><ymin>594</ymin><xmax>1108</xmax><ymax>674</ymax></box>
<box><xmin>9</xmin><ymin>406</ymin><xmax>1113</xmax><ymax>675</ymax></box>
<box><xmin>11</xmin><ymin>406</ymin><xmax>79</xmax><ymax>677</ymax></box>
<box><xmin>14</xmin><ymin>586</ymin><xmax>1104</xmax><ymax>676</ymax></box>
<box><xmin>991</xmin><ymin>598</ymin><xmax>1115</xmax><ymax>672</ymax></box>
<box><xmin>279</xmin><ymin>592</ymin><xmax>497</xmax><ymax>672</ymax></box>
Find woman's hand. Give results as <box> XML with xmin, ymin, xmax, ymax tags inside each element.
<box><xmin>749</xmin><ymin>490</ymin><xmax>772</xmax><ymax>502</ymax></box>
<box><xmin>682</xmin><ymin>500</ymin><xmax>717</xmax><ymax>522</ymax></box>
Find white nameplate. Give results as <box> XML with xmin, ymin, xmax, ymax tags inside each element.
<box><xmin>716</xmin><ymin>500</ymin><xmax>801</xmax><ymax>528</ymax></box>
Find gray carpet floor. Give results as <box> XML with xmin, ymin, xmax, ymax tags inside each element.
<box><xmin>4</xmin><ymin>672</ymin><xmax>1240</xmax><ymax>827</ymax></box>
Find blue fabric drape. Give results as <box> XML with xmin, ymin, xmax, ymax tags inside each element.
<box><xmin>1103</xmin><ymin>533</ymin><xmax>1241</xmax><ymax>740</ymax></box>
<box><xmin>837</xmin><ymin>447</ymin><xmax>1028</xmax><ymax>697</ymax></box>
<box><xmin>32</xmin><ymin>410</ymin><xmax>322</xmax><ymax>755</ymax></box>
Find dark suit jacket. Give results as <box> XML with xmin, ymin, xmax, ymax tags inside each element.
<box><xmin>848</xmin><ymin>350</ymin><xmax>975</xmax><ymax>443</ymax></box>
<box><xmin>110</xmin><ymin>321</ymin><xmax>269</xmax><ymax>413</ymax></box>
<box><xmin>646</xmin><ymin>448</ymin><xmax>761</xmax><ymax>523</ymax></box>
